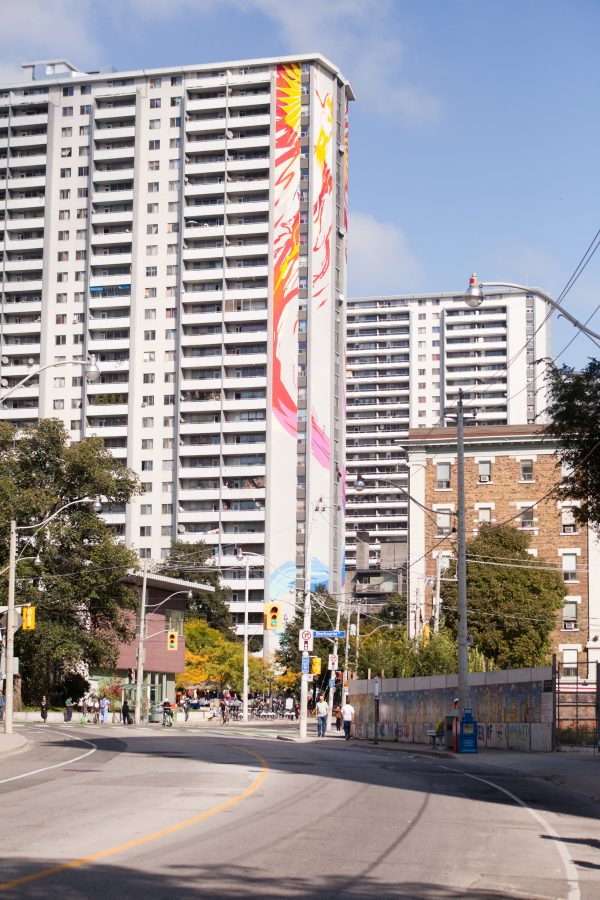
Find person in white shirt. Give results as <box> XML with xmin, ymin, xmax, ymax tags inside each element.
<box><xmin>341</xmin><ymin>701</ymin><xmax>355</xmax><ymax>741</ymax></box>
<box><xmin>315</xmin><ymin>694</ymin><xmax>329</xmax><ymax>737</ymax></box>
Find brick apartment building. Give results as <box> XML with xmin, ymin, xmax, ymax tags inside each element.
<box><xmin>405</xmin><ymin>425</ymin><xmax>600</xmax><ymax>679</ymax></box>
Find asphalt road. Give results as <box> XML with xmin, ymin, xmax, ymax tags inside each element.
<box><xmin>1</xmin><ymin>724</ymin><xmax>599</xmax><ymax>899</ymax></box>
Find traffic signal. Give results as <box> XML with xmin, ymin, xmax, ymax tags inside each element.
<box><xmin>310</xmin><ymin>656</ymin><xmax>322</xmax><ymax>675</ymax></box>
<box><xmin>167</xmin><ymin>630</ymin><xmax>178</xmax><ymax>652</ymax></box>
<box><xmin>22</xmin><ymin>605</ymin><xmax>35</xmax><ymax>631</ymax></box>
<box><xmin>264</xmin><ymin>603</ymin><xmax>281</xmax><ymax>630</ymax></box>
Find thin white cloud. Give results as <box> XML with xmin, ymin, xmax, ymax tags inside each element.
<box><xmin>348</xmin><ymin>211</ymin><xmax>423</xmax><ymax>296</ymax></box>
<box><xmin>0</xmin><ymin>0</ymin><xmax>99</xmax><ymax>82</ymax></box>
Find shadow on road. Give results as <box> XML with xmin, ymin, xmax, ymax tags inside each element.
<box><xmin>0</xmin><ymin>860</ymin><xmax>532</xmax><ymax>899</ymax></box>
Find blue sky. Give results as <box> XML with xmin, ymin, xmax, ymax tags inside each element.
<box><xmin>2</xmin><ymin>0</ymin><xmax>599</xmax><ymax>365</ymax></box>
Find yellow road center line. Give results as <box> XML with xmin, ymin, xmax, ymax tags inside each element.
<box><xmin>0</xmin><ymin>745</ymin><xmax>268</xmax><ymax>893</ymax></box>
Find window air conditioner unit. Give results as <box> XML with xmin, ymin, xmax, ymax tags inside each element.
<box><xmin>563</xmin><ymin>620</ymin><xmax>577</xmax><ymax>630</ymax></box>
<box><xmin>563</xmin><ymin>524</ymin><xmax>576</xmax><ymax>533</ymax></box>
<box><xmin>478</xmin><ymin>475</ymin><xmax>490</xmax><ymax>483</ymax></box>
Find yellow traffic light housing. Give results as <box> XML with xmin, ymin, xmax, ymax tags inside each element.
<box><xmin>22</xmin><ymin>605</ymin><xmax>36</xmax><ymax>631</ymax></box>
<box><xmin>167</xmin><ymin>630</ymin><xmax>178</xmax><ymax>652</ymax></box>
<box><xmin>310</xmin><ymin>656</ymin><xmax>322</xmax><ymax>675</ymax></box>
<box><xmin>264</xmin><ymin>603</ymin><xmax>281</xmax><ymax>631</ymax></box>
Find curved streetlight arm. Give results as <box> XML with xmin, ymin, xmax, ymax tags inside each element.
<box><xmin>0</xmin><ymin>358</ymin><xmax>99</xmax><ymax>404</ymax></box>
<box><xmin>354</xmin><ymin>475</ymin><xmax>458</xmax><ymax>518</ymax></box>
<box><xmin>17</xmin><ymin>496</ymin><xmax>97</xmax><ymax>532</ymax></box>
<box><xmin>480</xmin><ymin>281</ymin><xmax>600</xmax><ymax>342</ymax></box>
<box><xmin>145</xmin><ymin>589</ymin><xmax>192</xmax><ymax>615</ymax></box>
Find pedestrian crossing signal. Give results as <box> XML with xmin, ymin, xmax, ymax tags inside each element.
<box><xmin>22</xmin><ymin>605</ymin><xmax>35</xmax><ymax>631</ymax></box>
<box><xmin>167</xmin><ymin>630</ymin><xmax>178</xmax><ymax>652</ymax></box>
<box><xmin>264</xmin><ymin>603</ymin><xmax>281</xmax><ymax>631</ymax></box>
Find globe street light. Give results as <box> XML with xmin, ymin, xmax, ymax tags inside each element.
<box><xmin>3</xmin><ymin>495</ymin><xmax>103</xmax><ymax>734</ymax></box>
<box><xmin>0</xmin><ymin>355</ymin><xmax>101</xmax><ymax>404</ymax></box>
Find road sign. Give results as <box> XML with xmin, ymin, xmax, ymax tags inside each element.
<box><xmin>329</xmin><ymin>678</ymin><xmax>335</xmax><ymax>688</ymax></box>
<box><xmin>328</xmin><ymin>653</ymin><xmax>339</xmax><ymax>670</ymax></box>
<box><xmin>298</xmin><ymin>629</ymin><xmax>314</xmax><ymax>652</ymax></box>
<box><xmin>313</xmin><ymin>630</ymin><xmax>346</xmax><ymax>639</ymax></box>
<box><xmin>301</xmin><ymin>655</ymin><xmax>310</xmax><ymax>674</ymax></box>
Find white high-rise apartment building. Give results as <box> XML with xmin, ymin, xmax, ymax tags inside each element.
<box><xmin>345</xmin><ymin>290</ymin><xmax>552</xmax><ymax>571</ymax></box>
<box><xmin>0</xmin><ymin>56</ymin><xmax>352</xmax><ymax>647</ymax></box>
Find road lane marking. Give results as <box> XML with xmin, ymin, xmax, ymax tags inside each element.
<box><xmin>0</xmin><ymin>744</ymin><xmax>269</xmax><ymax>893</ymax></box>
<box><xmin>464</xmin><ymin>771</ymin><xmax>580</xmax><ymax>900</ymax></box>
<box><xmin>0</xmin><ymin>729</ymin><xmax>97</xmax><ymax>785</ymax></box>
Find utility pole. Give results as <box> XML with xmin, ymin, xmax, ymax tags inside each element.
<box><xmin>242</xmin><ymin>553</ymin><xmax>249</xmax><ymax>723</ymax></box>
<box><xmin>326</xmin><ymin>598</ymin><xmax>342</xmax><ymax>731</ymax></box>
<box><xmin>3</xmin><ymin>520</ymin><xmax>17</xmax><ymax>735</ymax></box>
<box><xmin>355</xmin><ymin>602</ymin><xmax>361</xmax><ymax>673</ymax></box>
<box><xmin>134</xmin><ymin>559</ymin><xmax>149</xmax><ymax>726</ymax></box>
<box><xmin>298</xmin><ymin>579</ymin><xmax>312</xmax><ymax>739</ymax></box>
<box><xmin>342</xmin><ymin>602</ymin><xmax>351</xmax><ymax>705</ymax></box>
<box><xmin>456</xmin><ymin>390</ymin><xmax>469</xmax><ymax>715</ymax></box>
<box><xmin>433</xmin><ymin>552</ymin><xmax>443</xmax><ymax>632</ymax></box>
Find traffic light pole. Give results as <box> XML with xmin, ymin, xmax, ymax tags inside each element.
<box><xmin>327</xmin><ymin>599</ymin><xmax>342</xmax><ymax>731</ymax></box>
<box><xmin>298</xmin><ymin>584</ymin><xmax>312</xmax><ymax>740</ymax></box>
<box><xmin>134</xmin><ymin>560</ymin><xmax>149</xmax><ymax>726</ymax></box>
<box><xmin>242</xmin><ymin>554</ymin><xmax>249</xmax><ymax>724</ymax></box>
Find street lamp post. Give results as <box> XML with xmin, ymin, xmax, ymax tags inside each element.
<box><xmin>236</xmin><ymin>547</ymin><xmax>251</xmax><ymax>724</ymax></box>
<box><xmin>0</xmin><ymin>355</ymin><xmax>101</xmax><ymax>404</ymax></box>
<box><xmin>3</xmin><ymin>496</ymin><xmax>102</xmax><ymax>735</ymax></box>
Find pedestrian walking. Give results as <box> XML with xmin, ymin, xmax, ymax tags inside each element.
<box><xmin>182</xmin><ymin>696</ymin><xmax>190</xmax><ymax>722</ymax></box>
<box><xmin>99</xmin><ymin>695</ymin><xmax>109</xmax><ymax>724</ymax></box>
<box><xmin>121</xmin><ymin>699</ymin><xmax>131</xmax><ymax>725</ymax></box>
<box><xmin>40</xmin><ymin>695</ymin><xmax>48</xmax><ymax>723</ymax></box>
<box><xmin>93</xmin><ymin>698</ymin><xmax>100</xmax><ymax>724</ymax></box>
<box><xmin>341</xmin><ymin>699</ymin><xmax>355</xmax><ymax>741</ymax></box>
<box><xmin>316</xmin><ymin>694</ymin><xmax>328</xmax><ymax>737</ymax></box>
<box><xmin>219</xmin><ymin>697</ymin><xmax>229</xmax><ymax>725</ymax></box>
<box><xmin>0</xmin><ymin>689</ymin><xmax>5</xmax><ymax>722</ymax></box>
<box><xmin>333</xmin><ymin>704</ymin><xmax>343</xmax><ymax>732</ymax></box>
<box><xmin>65</xmin><ymin>696</ymin><xmax>73</xmax><ymax>723</ymax></box>
<box><xmin>80</xmin><ymin>694</ymin><xmax>89</xmax><ymax>725</ymax></box>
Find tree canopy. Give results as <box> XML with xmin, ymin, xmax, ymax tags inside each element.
<box><xmin>0</xmin><ymin>419</ymin><xmax>141</xmax><ymax>704</ymax></box>
<box><xmin>545</xmin><ymin>358</ymin><xmax>600</xmax><ymax>531</ymax></box>
<box><xmin>356</xmin><ymin>626</ymin><xmax>488</xmax><ymax>679</ymax></box>
<box><xmin>179</xmin><ymin>619</ymin><xmax>275</xmax><ymax>694</ymax></box>
<box><xmin>441</xmin><ymin>524</ymin><xmax>565</xmax><ymax>668</ymax></box>
<box><xmin>160</xmin><ymin>539</ymin><xmax>234</xmax><ymax>636</ymax></box>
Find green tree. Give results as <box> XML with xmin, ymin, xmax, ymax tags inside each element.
<box><xmin>356</xmin><ymin>626</ymin><xmax>488</xmax><ymax>679</ymax></box>
<box><xmin>0</xmin><ymin>419</ymin><xmax>140</xmax><ymax>704</ymax></box>
<box><xmin>180</xmin><ymin>619</ymin><xmax>275</xmax><ymax>694</ymax></box>
<box><xmin>441</xmin><ymin>524</ymin><xmax>565</xmax><ymax>668</ymax></box>
<box><xmin>161</xmin><ymin>539</ymin><xmax>234</xmax><ymax>636</ymax></box>
<box><xmin>277</xmin><ymin>587</ymin><xmax>341</xmax><ymax>676</ymax></box>
<box><xmin>545</xmin><ymin>358</ymin><xmax>600</xmax><ymax>531</ymax></box>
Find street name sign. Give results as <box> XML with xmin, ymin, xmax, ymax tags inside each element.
<box><xmin>313</xmin><ymin>630</ymin><xmax>346</xmax><ymax>639</ymax></box>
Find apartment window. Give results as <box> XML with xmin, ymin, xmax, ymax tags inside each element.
<box><xmin>78</xmin><ymin>187</ymin><xmax>88</xmax><ymax>198</ymax></box>
<box><xmin>81</xmin><ymin>84</ymin><xmax>91</xmax><ymax>95</ymax></box>
<box><xmin>76</xmin><ymin>250</ymin><xmax>86</xmax><ymax>261</ymax></box>
<box><xmin>478</xmin><ymin>461</ymin><xmax>492</xmax><ymax>483</ymax></box>
<box><xmin>54</xmin><ymin>377</ymin><xmax>65</xmax><ymax>388</ymax></box>
<box><xmin>171</xmin><ymin>75</ymin><xmax>182</xmax><ymax>86</ymax></box>
<box><xmin>520</xmin><ymin>507</ymin><xmax>534</xmax><ymax>529</ymax></box>
<box><xmin>148</xmin><ymin>182</ymin><xmax>159</xmax><ymax>193</ymax></box>
<box><xmin>142</xmin><ymin>417</ymin><xmax>154</xmax><ymax>427</ymax></box>
<box><xmin>167</xmin><ymin>222</ymin><xmax>179</xmax><ymax>233</ymax></box>
<box><xmin>55</xmin><ymin>314</ymin><xmax>67</xmax><ymax>324</ymax></box>
<box><xmin>163</xmin><ymin>460</ymin><xmax>174</xmax><ymax>471</ymax></box>
<box><xmin>149</xmin><ymin>77</ymin><xmax>162</xmax><ymax>88</ymax></box>
<box><xmin>166</xmin><ymin>265</ymin><xmax>178</xmax><ymax>276</ymax></box>
<box><xmin>79</xmin><ymin>124</ymin><xmax>90</xmax><ymax>135</ymax></box>
<box><xmin>145</xmin><ymin>267</ymin><xmax>157</xmax><ymax>277</ymax></box>
<box><xmin>520</xmin><ymin>460</ymin><xmax>534</xmax><ymax>482</ymax></box>
<box><xmin>57</xmin><ymin>251</ymin><xmax>69</xmax><ymax>262</ymax></box>
<box><xmin>167</xmin><ymin>244</ymin><xmax>177</xmax><ymax>255</ymax></box>
<box><xmin>163</xmin><ymin>394</ymin><xmax>175</xmax><ymax>405</ymax></box>
<box><xmin>147</xmin><ymin>224</ymin><xmax>159</xmax><ymax>235</ymax></box>
<box><xmin>163</xmin><ymin>438</ymin><xmax>173</xmax><ymax>449</ymax></box>
<box><xmin>161</xmin><ymin>525</ymin><xmax>172</xmax><ymax>537</ymax></box>
<box><xmin>77</xmin><ymin>208</ymin><xmax>87</xmax><ymax>219</ymax></box>
<box><xmin>52</xmin><ymin>400</ymin><xmax>64</xmax><ymax>410</ymax></box>
<box><xmin>163</xmin><ymin>416</ymin><xmax>174</xmax><ymax>426</ymax></box>
<box><xmin>478</xmin><ymin>507</ymin><xmax>492</xmax><ymax>524</ymax></box>
<box><xmin>164</xmin><ymin>329</ymin><xmax>176</xmax><ymax>340</ymax></box>
<box><xmin>164</xmin><ymin>351</ymin><xmax>175</xmax><ymax>361</ymax></box>
<box><xmin>162</xmin><ymin>482</ymin><xmax>173</xmax><ymax>493</ymax></box>
<box><xmin>149</xmin><ymin>119</ymin><xmax>161</xmax><ymax>130</ymax></box>
<box><xmin>141</xmin><ymin>461</ymin><xmax>153</xmax><ymax>471</ymax></box>
<box><xmin>563</xmin><ymin>601</ymin><xmax>578</xmax><ymax>630</ymax></box>
<box><xmin>148</xmin><ymin>160</ymin><xmax>160</xmax><ymax>171</ymax></box>
<box><xmin>59</xmin><ymin>189</ymin><xmax>70</xmax><ymax>200</ymax></box>
<box><xmin>144</xmin><ymin>330</ymin><xmax>156</xmax><ymax>341</ymax></box>
<box><xmin>149</xmin><ymin>139</ymin><xmax>160</xmax><ymax>150</ymax></box>
<box><xmin>145</xmin><ymin>287</ymin><xmax>157</xmax><ymax>298</ymax></box>
<box><xmin>147</xmin><ymin>203</ymin><xmax>159</xmax><ymax>214</ymax></box>
<box><xmin>562</xmin><ymin>647</ymin><xmax>578</xmax><ymax>677</ymax></box>
<box><xmin>170</xmin><ymin>137</ymin><xmax>181</xmax><ymax>149</ymax></box>
<box><xmin>143</xmin><ymin>374</ymin><xmax>156</xmax><ymax>386</ymax></box>
<box><xmin>143</xmin><ymin>352</ymin><xmax>155</xmax><ymax>362</ymax></box>
<box><xmin>562</xmin><ymin>553</ymin><xmax>578</xmax><ymax>583</ymax></box>
<box><xmin>150</xmin><ymin>97</ymin><xmax>161</xmax><ymax>108</ymax></box>
<box><xmin>76</xmin><ymin>230</ymin><xmax>86</xmax><ymax>239</ymax></box>
<box><xmin>170</xmin><ymin>116</ymin><xmax>181</xmax><ymax>127</ymax></box>
<box><xmin>162</xmin><ymin>504</ymin><xmax>173</xmax><ymax>515</ymax></box>
<box><xmin>168</xmin><ymin>181</ymin><xmax>180</xmax><ymax>192</ymax></box>
<box><xmin>60</xmin><ymin>168</ymin><xmax>71</xmax><ymax>178</ymax></box>
<box><xmin>62</xmin><ymin>127</ymin><xmax>73</xmax><ymax>137</ymax></box>
<box><xmin>140</xmin><ymin>505</ymin><xmax>152</xmax><ymax>515</ymax></box>
<box><xmin>80</xmin><ymin>104</ymin><xmax>91</xmax><ymax>115</ymax></box>
<box><xmin>561</xmin><ymin>507</ymin><xmax>578</xmax><ymax>534</ymax></box>
<box><xmin>142</xmin><ymin>439</ymin><xmax>154</xmax><ymax>450</ymax></box>
<box><xmin>436</xmin><ymin>462</ymin><xmax>451</xmax><ymax>490</ymax></box>
<box><xmin>139</xmin><ymin>548</ymin><xmax>151</xmax><ymax>559</ymax></box>
<box><xmin>140</xmin><ymin>526</ymin><xmax>152</xmax><ymax>537</ymax></box>
<box><xmin>55</xmin><ymin>335</ymin><xmax>66</xmax><ymax>345</ymax></box>
<box><xmin>436</xmin><ymin>509</ymin><xmax>453</xmax><ymax>536</ymax></box>
<box><xmin>145</xmin><ymin>310</ymin><xmax>156</xmax><ymax>320</ymax></box>
<box><xmin>63</xmin><ymin>86</ymin><xmax>74</xmax><ymax>96</ymax></box>
<box><xmin>63</xmin><ymin>106</ymin><xmax>74</xmax><ymax>117</ymax></box>
<box><xmin>56</xmin><ymin>293</ymin><xmax>67</xmax><ymax>304</ymax></box>
<box><xmin>142</xmin><ymin>394</ymin><xmax>154</xmax><ymax>406</ymax></box>
<box><xmin>56</xmin><ymin>272</ymin><xmax>68</xmax><ymax>282</ymax></box>
<box><xmin>171</xmin><ymin>96</ymin><xmax>182</xmax><ymax>107</ymax></box>
<box><xmin>71</xmin><ymin>420</ymin><xmax>80</xmax><ymax>430</ymax></box>
<box><xmin>79</xmin><ymin>145</ymin><xmax>89</xmax><ymax>156</ymax></box>
<box><xmin>164</xmin><ymin>373</ymin><xmax>175</xmax><ymax>383</ymax></box>
<box><xmin>146</xmin><ymin>245</ymin><xmax>158</xmax><ymax>256</ymax></box>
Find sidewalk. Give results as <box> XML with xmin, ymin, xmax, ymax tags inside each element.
<box><xmin>351</xmin><ymin>737</ymin><xmax>600</xmax><ymax>801</ymax></box>
<box><xmin>0</xmin><ymin>731</ymin><xmax>29</xmax><ymax>760</ymax></box>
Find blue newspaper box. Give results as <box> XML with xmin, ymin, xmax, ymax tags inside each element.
<box><xmin>458</xmin><ymin>709</ymin><xmax>478</xmax><ymax>754</ymax></box>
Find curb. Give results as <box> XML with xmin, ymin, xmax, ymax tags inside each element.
<box><xmin>0</xmin><ymin>733</ymin><xmax>30</xmax><ymax>761</ymax></box>
<box><xmin>351</xmin><ymin>740</ymin><xmax>456</xmax><ymax>760</ymax></box>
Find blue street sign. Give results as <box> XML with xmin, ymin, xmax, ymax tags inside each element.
<box><xmin>301</xmin><ymin>656</ymin><xmax>310</xmax><ymax>674</ymax></box>
<box><xmin>313</xmin><ymin>630</ymin><xmax>346</xmax><ymax>639</ymax></box>
<box><xmin>329</xmin><ymin>678</ymin><xmax>335</xmax><ymax>688</ymax></box>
